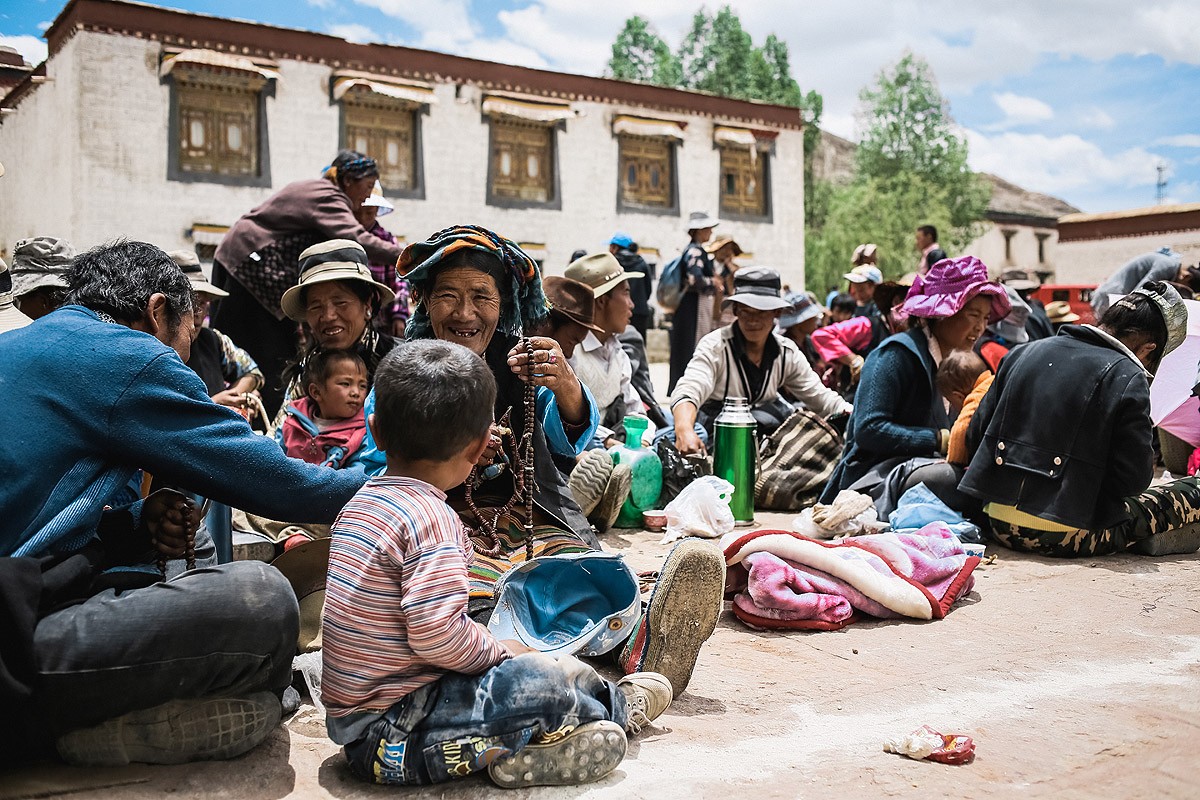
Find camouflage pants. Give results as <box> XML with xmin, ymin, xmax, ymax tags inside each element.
<box><xmin>987</xmin><ymin>477</ymin><xmax>1200</xmax><ymax>557</ymax></box>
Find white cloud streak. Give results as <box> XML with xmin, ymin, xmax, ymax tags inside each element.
<box><xmin>991</xmin><ymin>92</ymin><xmax>1054</xmax><ymax>128</ymax></box>
<box><xmin>0</xmin><ymin>34</ymin><xmax>46</xmax><ymax>66</ymax></box>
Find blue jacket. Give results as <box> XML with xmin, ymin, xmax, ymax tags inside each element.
<box><xmin>820</xmin><ymin>327</ymin><xmax>950</xmax><ymax>503</ymax></box>
<box><xmin>0</xmin><ymin>306</ymin><xmax>366</xmax><ymax>558</ymax></box>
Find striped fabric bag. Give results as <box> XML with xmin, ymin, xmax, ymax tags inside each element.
<box><xmin>755</xmin><ymin>409</ymin><xmax>844</xmax><ymax>511</ymax></box>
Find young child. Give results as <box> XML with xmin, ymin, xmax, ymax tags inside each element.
<box><xmin>321</xmin><ymin>339</ymin><xmax>671</xmax><ymax>789</ymax></box>
<box><xmin>281</xmin><ymin>349</ymin><xmax>369</xmax><ymax>470</ymax></box>
<box><xmin>936</xmin><ymin>350</ymin><xmax>992</xmax><ymax>466</ymax></box>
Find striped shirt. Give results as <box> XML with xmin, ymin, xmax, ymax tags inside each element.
<box><xmin>322</xmin><ymin>475</ymin><xmax>508</xmax><ymax>717</ymax></box>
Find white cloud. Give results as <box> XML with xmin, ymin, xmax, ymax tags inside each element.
<box><xmin>353</xmin><ymin>0</ymin><xmax>477</xmax><ymax>47</ymax></box>
<box><xmin>36</xmin><ymin>21</ymin><xmax>51</xmax><ymax>33</ymax></box>
<box><xmin>1156</xmin><ymin>134</ymin><xmax>1200</xmax><ymax>148</ymax></box>
<box><xmin>328</xmin><ymin>23</ymin><xmax>375</xmax><ymax>43</ymax></box>
<box><xmin>991</xmin><ymin>92</ymin><xmax>1054</xmax><ymax>128</ymax></box>
<box><xmin>966</xmin><ymin>129</ymin><xmax>1164</xmax><ymax>198</ymax></box>
<box><xmin>1075</xmin><ymin>107</ymin><xmax>1115</xmax><ymax>130</ymax></box>
<box><xmin>0</xmin><ymin>34</ymin><xmax>46</xmax><ymax>66</ymax></box>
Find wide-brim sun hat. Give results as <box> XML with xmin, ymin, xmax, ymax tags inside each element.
<box><xmin>281</xmin><ymin>239</ymin><xmax>395</xmax><ymax>322</ymax></box>
<box><xmin>722</xmin><ymin>267</ymin><xmax>794</xmax><ymax>312</ymax></box>
<box><xmin>901</xmin><ymin>256</ymin><xmax>1011</xmax><ymax>324</ymax></box>
<box><xmin>10</xmin><ymin>237</ymin><xmax>74</xmax><ymax>297</ymax></box>
<box><xmin>687</xmin><ymin>211</ymin><xmax>720</xmax><ymax>231</ymax></box>
<box><xmin>565</xmin><ymin>252</ymin><xmax>641</xmax><ymax>298</ymax></box>
<box><xmin>704</xmin><ymin>235</ymin><xmax>743</xmax><ymax>256</ymax></box>
<box><xmin>270</xmin><ymin>537</ymin><xmax>330</xmax><ymax>654</ymax></box>
<box><xmin>543</xmin><ymin>275</ymin><xmax>604</xmax><ymax>333</ymax></box>
<box><xmin>168</xmin><ymin>249</ymin><xmax>229</xmax><ymax>298</ymax></box>
<box><xmin>777</xmin><ymin>290</ymin><xmax>823</xmax><ymax>328</ymax></box>
<box><xmin>0</xmin><ymin>257</ymin><xmax>31</xmax><ymax>334</ymax></box>
<box><xmin>1044</xmin><ymin>300</ymin><xmax>1080</xmax><ymax>325</ymax></box>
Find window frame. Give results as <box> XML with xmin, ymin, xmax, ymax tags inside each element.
<box><xmin>716</xmin><ymin>142</ymin><xmax>772</xmax><ymax>223</ymax></box>
<box><xmin>484</xmin><ymin>115</ymin><xmax>562</xmax><ymax>210</ymax></box>
<box><xmin>615</xmin><ymin>133</ymin><xmax>680</xmax><ymax>217</ymax></box>
<box><xmin>338</xmin><ymin>92</ymin><xmax>426</xmax><ymax>201</ymax></box>
<box><xmin>165</xmin><ymin>68</ymin><xmax>272</xmax><ymax>188</ymax></box>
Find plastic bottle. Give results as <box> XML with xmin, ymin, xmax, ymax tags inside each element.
<box><xmin>713</xmin><ymin>397</ymin><xmax>756</xmax><ymax>524</ymax></box>
<box><xmin>610</xmin><ymin>416</ymin><xmax>663</xmax><ymax>528</ymax></box>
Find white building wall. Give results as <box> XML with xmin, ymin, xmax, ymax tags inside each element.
<box><xmin>966</xmin><ymin>222</ymin><xmax>1059</xmax><ymax>277</ymax></box>
<box><xmin>1</xmin><ymin>29</ymin><xmax>806</xmax><ymax>288</ymax></box>
<box><xmin>1056</xmin><ymin>232</ymin><xmax>1200</xmax><ymax>285</ymax></box>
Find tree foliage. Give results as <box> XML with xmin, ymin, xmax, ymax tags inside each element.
<box><xmin>606</xmin><ymin>16</ymin><xmax>681</xmax><ymax>87</ymax></box>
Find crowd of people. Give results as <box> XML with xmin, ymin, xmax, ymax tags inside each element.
<box><xmin>1</xmin><ymin>148</ymin><xmax>1199</xmax><ymax>789</ymax></box>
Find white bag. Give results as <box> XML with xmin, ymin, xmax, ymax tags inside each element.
<box><xmin>662</xmin><ymin>476</ymin><xmax>735</xmax><ymax>543</ymax></box>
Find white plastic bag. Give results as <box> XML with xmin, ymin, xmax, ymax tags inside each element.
<box><xmin>662</xmin><ymin>476</ymin><xmax>735</xmax><ymax>543</ymax></box>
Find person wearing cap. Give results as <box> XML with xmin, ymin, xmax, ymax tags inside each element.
<box><xmin>0</xmin><ymin>240</ymin><xmax>368</xmax><ymax>766</ymax></box>
<box><xmin>356</xmin><ymin>180</ymin><xmax>411</xmax><ymax>339</ymax></box>
<box><xmin>973</xmin><ymin>284</ymin><xmax>1031</xmax><ymax>372</ymax></box>
<box><xmin>777</xmin><ymin>291</ymin><xmax>827</xmax><ymax>370</ymax></box>
<box><xmin>167</xmin><ymin>250</ymin><xmax>265</xmax><ymax>411</ymax></box>
<box><xmin>609</xmin><ymin>233</ymin><xmax>654</xmax><ymax>339</ymax></box>
<box><xmin>0</xmin><ymin>256</ymin><xmax>32</xmax><ymax>335</ymax></box>
<box><xmin>670</xmin><ymin>268</ymin><xmax>852</xmax><ymax>455</ymax></box>
<box><xmin>668</xmin><ymin>211</ymin><xmax>721</xmax><ymax>393</ymax></box>
<box><xmin>820</xmin><ymin>256</ymin><xmax>1011</xmax><ymax>505</ymax></box>
<box><xmin>961</xmin><ymin>281</ymin><xmax>1200</xmax><ymax>557</ymax></box>
<box><xmin>1044</xmin><ymin>300</ymin><xmax>1080</xmax><ymax>331</ymax></box>
<box><xmin>843</xmin><ymin>264</ymin><xmax>884</xmax><ymax>319</ymax></box>
<box><xmin>1091</xmin><ymin>247</ymin><xmax>1200</xmax><ymax>317</ymax></box>
<box><xmin>10</xmin><ymin>236</ymin><xmax>74</xmax><ymax>321</ymax></box>
<box><xmin>212</xmin><ymin>150</ymin><xmax>404</xmax><ymax>416</ymax></box>
<box><xmin>810</xmin><ymin>282</ymin><xmax>910</xmax><ymax>398</ymax></box>
<box><xmin>914</xmin><ymin>224</ymin><xmax>947</xmax><ymax>276</ymax></box>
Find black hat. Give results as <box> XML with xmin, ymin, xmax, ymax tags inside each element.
<box><xmin>721</xmin><ymin>267</ymin><xmax>793</xmax><ymax>312</ymax></box>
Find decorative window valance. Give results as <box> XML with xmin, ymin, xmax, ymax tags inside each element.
<box><xmin>713</xmin><ymin>125</ymin><xmax>773</xmax><ymax>149</ymax></box>
<box><xmin>482</xmin><ymin>92</ymin><xmax>573</xmax><ymax>124</ymax></box>
<box><xmin>333</xmin><ymin>71</ymin><xmax>437</xmax><ymax>106</ymax></box>
<box><xmin>190</xmin><ymin>223</ymin><xmax>229</xmax><ymax>246</ymax></box>
<box><xmin>613</xmin><ymin>115</ymin><xmax>686</xmax><ymax>141</ymax></box>
<box><xmin>160</xmin><ymin>49</ymin><xmax>279</xmax><ymax>85</ymax></box>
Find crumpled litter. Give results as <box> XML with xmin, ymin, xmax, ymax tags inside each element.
<box><xmin>792</xmin><ymin>489</ymin><xmax>888</xmax><ymax>539</ymax></box>
<box><xmin>662</xmin><ymin>475</ymin><xmax>735</xmax><ymax>543</ymax></box>
<box><xmin>293</xmin><ymin>651</ymin><xmax>325</xmax><ymax>716</ymax></box>
<box><xmin>884</xmin><ymin>725</ymin><xmax>975</xmax><ymax>764</ymax></box>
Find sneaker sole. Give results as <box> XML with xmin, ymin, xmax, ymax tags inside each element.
<box><xmin>591</xmin><ymin>464</ymin><xmax>632</xmax><ymax>534</ymax></box>
<box><xmin>56</xmin><ymin>692</ymin><xmax>282</xmax><ymax>766</ymax></box>
<box><xmin>488</xmin><ymin>720</ymin><xmax>626</xmax><ymax>788</ymax></box>
<box><xmin>569</xmin><ymin>450</ymin><xmax>614</xmax><ymax>518</ymax></box>
<box><xmin>641</xmin><ymin>540</ymin><xmax>724</xmax><ymax>698</ymax></box>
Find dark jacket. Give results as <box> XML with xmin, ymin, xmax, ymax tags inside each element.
<box><xmin>613</xmin><ymin>247</ymin><xmax>653</xmax><ymax>322</ymax></box>
<box><xmin>820</xmin><ymin>327</ymin><xmax>949</xmax><ymax>503</ymax></box>
<box><xmin>959</xmin><ymin>325</ymin><xmax>1154</xmax><ymax>531</ymax></box>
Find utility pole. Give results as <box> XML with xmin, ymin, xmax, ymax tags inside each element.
<box><xmin>1156</xmin><ymin>163</ymin><xmax>1167</xmax><ymax>205</ymax></box>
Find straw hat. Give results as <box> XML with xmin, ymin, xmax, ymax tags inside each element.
<box><xmin>1044</xmin><ymin>301</ymin><xmax>1079</xmax><ymax>325</ymax></box>
<box><xmin>704</xmin><ymin>235</ymin><xmax>743</xmax><ymax>257</ymax></box>
<box><xmin>565</xmin><ymin>252</ymin><xmax>642</xmax><ymax>298</ymax></box>
<box><xmin>168</xmin><ymin>249</ymin><xmax>228</xmax><ymax>298</ymax></box>
<box><xmin>269</xmin><ymin>537</ymin><xmax>330</xmax><ymax>654</ymax></box>
<box><xmin>280</xmin><ymin>239</ymin><xmax>395</xmax><ymax>321</ymax></box>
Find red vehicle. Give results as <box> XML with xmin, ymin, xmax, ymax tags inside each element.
<box><xmin>1030</xmin><ymin>284</ymin><xmax>1096</xmax><ymax>325</ymax></box>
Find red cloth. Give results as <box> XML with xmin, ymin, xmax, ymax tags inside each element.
<box><xmin>281</xmin><ymin>397</ymin><xmax>367</xmax><ymax>469</ymax></box>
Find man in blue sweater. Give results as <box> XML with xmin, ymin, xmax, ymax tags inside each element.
<box><xmin>0</xmin><ymin>241</ymin><xmax>366</xmax><ymax>766</ymax></box>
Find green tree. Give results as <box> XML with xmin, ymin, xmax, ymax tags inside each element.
<box><xmin>749</xmin><ymin>34</ymin><xmax>801</xmax><ymax>106</ymax></box>
<box><xmin>606</xmin><ymin>15</ymin><xmax>681</xmax><ymax>86</ymax></box>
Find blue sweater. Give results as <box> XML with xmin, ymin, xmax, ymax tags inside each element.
<box><xmin>0</xmin><ymin>306</ymin><xmax>366</xmax><ymax>558</ymax></box>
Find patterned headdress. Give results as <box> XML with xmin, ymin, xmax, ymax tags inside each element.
<box><xmin>397</xmin><ymin>225</ymin><xmax>548</xmax><ymax>340</ymax></box>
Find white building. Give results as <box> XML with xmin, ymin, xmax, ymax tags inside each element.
<box><xmin>0</xmin><ymin>0</ymin><xmax>808</xmax><ymax>287</ymax></box>
<box><xmin>1055</xmin><ymin>204</ymin><xmax>1200</xmax><ymax>285</ymax></box>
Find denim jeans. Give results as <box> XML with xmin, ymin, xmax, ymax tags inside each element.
<box><xmin>342</xmin><ymin>653</ymin><xmax>627</xmax><ymax>785</ymax></box>
<box><xmin>29</xmin><ymin>561</ymin><xmax>298</xmax><ymax>744</ymax></box>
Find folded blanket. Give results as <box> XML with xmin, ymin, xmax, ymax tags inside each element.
<box><xmin>723</xmin><ymin>524</ymin><xmax>979</xmax><ymax>631</ymax></box>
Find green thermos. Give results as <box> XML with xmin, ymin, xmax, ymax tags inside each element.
<box><xmin>713</xmin><ymin>397</ymin><xmax>756</xmax><ymax>524</ymax></box>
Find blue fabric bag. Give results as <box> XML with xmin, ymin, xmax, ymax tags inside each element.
<box><xmin>890</xmin><ymin>482</ymin><xmax>983</xmax><ymax>543</ymax></box>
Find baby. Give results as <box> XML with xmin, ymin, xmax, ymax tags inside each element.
<box><xmin>936</xmin><ymin>350</ymin><xmax>991</xmax><ymax>465</ymax></box>
<box><xmin>281</xmin><ymin>349</ymin><xmax>369</xmax><ymax>470</ymax></box>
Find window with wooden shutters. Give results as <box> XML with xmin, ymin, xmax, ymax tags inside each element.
<box><xmin>174</xmin><ymin>70</ymin><xmax>263</xmax><ymax>179</ymax></box>
<box><xmin>719</xmin><ymin>145</ymin><xmax>769</xmax><ymax>219</ymax></box>
<box><xmin>618</xmin><ymin>135</ymin><xmax>674</xmax><ymax>211</ymax></box>
<box><xmin>489</xmin><ymin>117</ymin><xmax>554</xmax><ymax>205</ymax></box>
<box><xmin>342</xmin><ymin>95</ymin><xmax>417</xmax><ymax>193</ymax></box>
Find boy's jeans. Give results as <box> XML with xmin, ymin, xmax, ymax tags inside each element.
<box><xmin>343</xmin><ymin>653</ymin><xmax>627</xmax><ymax>785</ymax></box>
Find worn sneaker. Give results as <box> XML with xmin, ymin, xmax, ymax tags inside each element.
<box><xmin>487</xmin><ymin>720</ymin><xmax>627</xmax><ymax>788</ymax></box>
<box><xmin>590</xmin><ymin>463</ymin><xmax>632</xmax><ymax>533</ymax></box>
<box><xmin>568</xmin><ymin>449</ymin><xmax>613</xmax><ymax>517</ymax></box>
<box><xmin>617</xmin><ymin>672</ymin><xmax>673</xmax><ymax>735</ymax></box>
<box><xmin>619</xmin><ymin>539</ymin><xmax>724</xmax><ymax>698</ymax></box>
<box><xmin>56</xmin><ymin>692</ymin><xmax>282</xmax><ymax>766</ymax></box>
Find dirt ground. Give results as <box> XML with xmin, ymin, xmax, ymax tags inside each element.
<box><xmin>4</xmin><ymin>511</ymin><xmax>1199</xmax><ymax>800</ymax></box>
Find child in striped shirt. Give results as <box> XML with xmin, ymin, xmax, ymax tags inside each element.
<box><xmin>322</xmin><ymin>339</ymin><xmax>668</xmax><ymax>788</ymax></box>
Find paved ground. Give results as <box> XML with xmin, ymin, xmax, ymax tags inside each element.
<box><xmin>4</xmin><ymin>513</ymin><xmax>1199</xmax><ymax>800</ymax></box>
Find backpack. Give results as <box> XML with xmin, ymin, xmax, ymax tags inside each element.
<box><xmin>755</xmin><ymin>409</ymin><xmax>844</xmax><ymax>511</ymax></box>
<box><xmin>656</xmin><ymin>253</ymin><xmax>685</xmax><ymax>311</ymax></box>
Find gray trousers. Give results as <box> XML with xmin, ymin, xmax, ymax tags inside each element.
<box><xmin>31</xmin><ymin>561</ymin><xmax>298</xmax><ymax>741</ymax></box>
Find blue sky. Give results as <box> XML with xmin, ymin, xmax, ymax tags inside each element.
<box><xmin>3</xmin><ymin>0</ymin><xmax>1199</xmax><ymax>213</ymax></box>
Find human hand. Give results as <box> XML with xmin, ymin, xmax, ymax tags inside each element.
<box><xmin>499</xmin><ymin>638</ymin><xmax>539</xmax><ymax>657</ymax></box>
<box><xmin>507</xmin><ymin>336</ymin><xmax>575</xmax><ymax>391</ymax></box>
<box><xmin>142</xmin><ymin>488</ymin><xmax>198</xmax><ymax>559</ymax></box>
<box><xmin>478</xmin><ymin>422</ymin><xmax>507</xmax><ymax>467</ymax></box>
<box><xmin>211</xmin><ymin>389</ymin><xmax>247</xmax><ymax>409</ymax></box>
<box><xmin>675</xmin><ymin>427</ymin><xmax>706</xmax><ymax>457</ymax></box>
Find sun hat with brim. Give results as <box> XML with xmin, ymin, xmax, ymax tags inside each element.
<box><xmin>270</xmin><ymin>537</ymin><xmax>330</xmax><ymax>654</ymax></box>
<box><xmin>10</xmin><ymin>237</ymin><xmax>74</xmax><ymax>298</ymax></box>
<box><xmin>1044</xmin><ymin>301</ymin><xmax>1080</xmax><ymax>325</ymax></box>
<box><xmin>361</xmin><ymin>180</ymin><xmax>394</xmax><ymax>216</ymax></box>
<box><xmin>543</xmin><ymin>276</ymin><xmax>604</xmax><ymax>333</ymax></box>
<box><xmin>778</xmin><ymin>290</ymin><xmax>824</xmax><ymax>329</ymax></box>
<box><xmin>281</xmin><ymin>239</ymin><xmax>395</xmax><ymax>322</ymax></box>
<box><xmin>565</xmin><ymin>252</ymin><xmax>642</xmax><ymax>298</ymax></box>
<box><xmin>1000</xmin><ymin>268</ymin><xmax>1040</xmax><ymax>292</ymax></box>
<box><xmin>901</xmin><ymin>256</ymin><xmax>1011</xmax><ymax>324</ymax></box>
<box><xmin>704</xmin><ymin>235</ymin><xmax>743</xmax><ymax>257</ymax></box>
<box><xmin>167</xmin><ymin>249</ymin><xmax>229</xmax><ymax>298</ymax></box>
<box><xmin>988</xmin><ymin>284</ymin><xmax>1031</xmax><ymax>344</ymax></box>
<box><xmin>687</xmin><ymin>211</ymin><xmax>720</xmax><ymax>231</ymax></box>
<box><xmin>1127</xmin><ymin>281</ymin><xmax>1188</xmax><ymax>358</ymax></box>
<box><xmin>843</xmin><ymin>265</ymin><xmax>883</xmax><ymax>285</ymax></box>
<box><xmin>0</xmin><ymin>258</ymin><xmax>31</xmax><ymax>335</ymax></box>
<box><xmin>722</xmin><ymin>267</ymin><xmax>794</xmax><ymax>312</ymax></box>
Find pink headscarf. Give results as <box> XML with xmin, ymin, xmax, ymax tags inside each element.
<box><xmin>901</xmin><ymin>256</ymin><xmax>1011</xmax><ymax>324</ymax></box>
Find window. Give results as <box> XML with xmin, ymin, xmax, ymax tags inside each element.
<box><xmin>489</xmin><ymin>117</ymin><xmax>555</xmax><ymax>205</ymax></box>
<box><xmin>719</xmin><ymin>145</ymin><xmax>768</xmax><ymax>218</ymax></box>
<box><xmin>618</xmin><ymin>135</ymin><xmax>675</xmax><ymax>211</ymax></box>
<box><xmin>1002</xmin><ymin>229</ymin><xmax>1017</xmax><ymax>263</ymax></box>
<box><xmin>343</xmin><ymin>98</ymin><xmax>418</xmax><ymax>193</ymax></box>
<box><xmin>1035</xmin><ymin>232</ymin><xmax>1050</xmax><ymax>264</ymax></box>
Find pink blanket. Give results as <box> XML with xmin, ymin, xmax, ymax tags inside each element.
<box><xmin>723</xmin><ymin>524</ymin><xmax>979</xmax><ymax>631</ymax></box>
